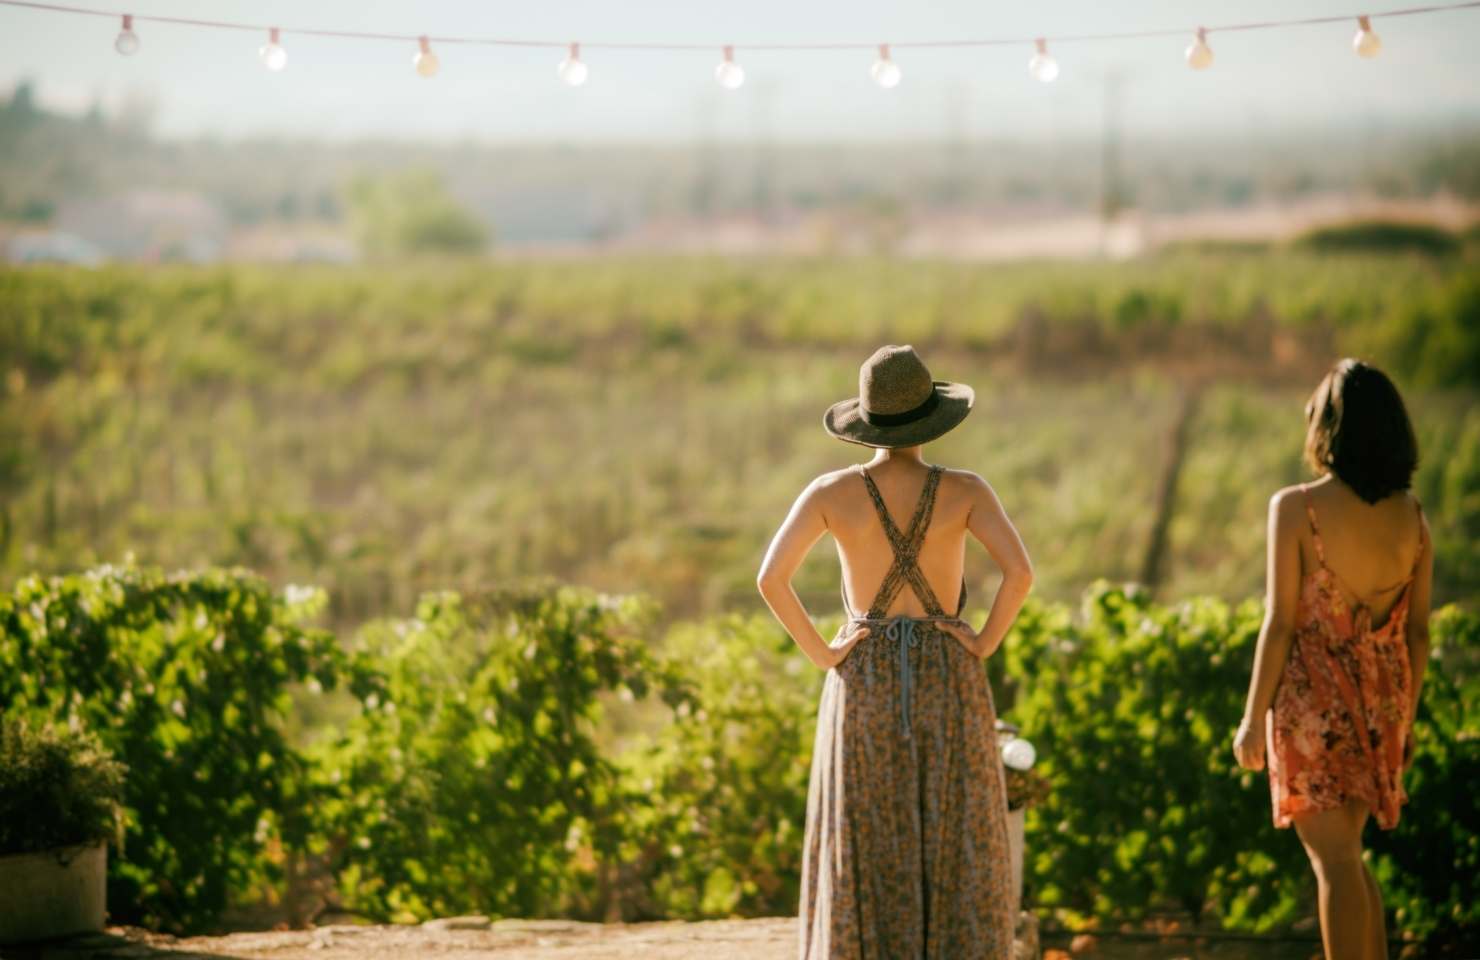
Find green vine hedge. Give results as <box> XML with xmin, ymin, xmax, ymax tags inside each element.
<box><xmin>2</xmin><ymin>563</ymin><xmax>1474</xmax><ymax>949</ymax></box>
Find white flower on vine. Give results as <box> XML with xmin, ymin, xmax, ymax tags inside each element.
<box><xmin>284</xmin><ymin>584</ymin><xmax>318</xmax><ymax>607</ymax></box>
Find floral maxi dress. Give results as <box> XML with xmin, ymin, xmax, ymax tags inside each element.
<box><xmin>1266</xmin><ymin>484</ymin><xmax>1425</xmax><ymax>830</ymax></box>
<box><xmin>798</xmin><ymin>463</ymin><xmax>1015</xmax><ymax>959</ymax></box>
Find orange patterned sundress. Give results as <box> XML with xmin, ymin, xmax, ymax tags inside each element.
<box><xmin>1265</xmin><ymin>484</ymin><xmax>1425</xmax><ymax>830</ymax></box>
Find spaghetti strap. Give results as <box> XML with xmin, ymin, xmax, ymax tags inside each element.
<box><xmin>1300</xmin><ymin>484</ymin><xmax>1328</xmax><ymax>568</ymax></box>
<box><xmin>1410</xmin><ymin>498</ymin><xmax>1427</xmax><ymax>578</ymax></box>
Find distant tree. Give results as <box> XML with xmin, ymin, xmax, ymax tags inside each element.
<box><xmin>1417</xmin><ymin>136</ymin><xmax>1480</xmax><ymax>199</ymax></box>
<box><xmin>112</xmin><ymin>90</ymin><xmax>158</xmax><ymax>139</ymax></box>
<box><xmin>344</xmin><ymin>168</ymin><xmax>489</xmax><ymax>258</ymax></box>
<box><xmin>1</xmin><ymin>81</ymin><xmax>40</xmax><ymax>137</ymax></box>
<box><xmin>18</xmin><ymin>198</ymin><xmax>54</xmax><ymax>222</ymax></box>
<box><xmin>7</xmin><ymin>80</ymin><xmax>37</xmax><ymax>115</ymax></box>
<box><xmin>1294</xmin><ymin>219</ymin><xmax>1460</xmax><ymax>256</ymax></box>
<box><xmin>314</xmin><ymin>187</ymin><xmax>341</xmax><ymax>220</ymax></box>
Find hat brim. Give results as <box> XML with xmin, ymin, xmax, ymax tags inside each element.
<box><xmin>822</xmin><ymin>381</ymin><xmax>974</xmax><ymax>448</ymax></box>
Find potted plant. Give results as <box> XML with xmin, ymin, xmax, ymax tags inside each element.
<box><xmin>0</xmin><ymin>718</ymin><xmax>126</xmax><ymax>943</ymax></box>
<box><xmin>997</xmin><ymin>719</ymin><xmax>1049</xmax><ymax>914</ymax></box>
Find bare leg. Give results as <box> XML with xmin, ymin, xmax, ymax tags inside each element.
<box><xmin>1362</xmin><ymin>858</ymin><xmax>1389</xmax><ymax>960</ymax></box>
<box><xmin>1293</xmin><ymin>800</ymin><xmax>1374</xmax><ymax>960</ymax></box>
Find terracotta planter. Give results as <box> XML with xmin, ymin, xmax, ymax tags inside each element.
<box><xmin>1007</xmin><ymin>806</ymin><xmax>1025</xmax><ymax>912</ymax></box>
<box><xmin>0</xmin><ymin>842</ymin><xmax>106</xmax><ymax>943</ymax></box>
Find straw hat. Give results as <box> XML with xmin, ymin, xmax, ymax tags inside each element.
<box><xmin>823</xmin><ymin>344</ymin><xmax>974</xmax><ymax>448</ymax></box>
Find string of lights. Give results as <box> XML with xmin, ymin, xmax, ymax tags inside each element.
<box><xmin>2</xmin><ymin>0</ymin><xmax>1478</xmax><ymax>87</ymax></box>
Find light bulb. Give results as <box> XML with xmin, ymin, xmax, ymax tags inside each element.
<box><xmin>558</xmin><ymin>43</ymin><xmax>588</xmax><ymax>86</ymax></box>
<box><xmin>871</xmin><ymin>44</ymin><xmax>901</xmax><ymax>88</ymax></box>
<box><xmin>1185</xmin><ymin>28</ymin><xmax>1213</xmax><ymax>70</ymax></box>
<box><xmin>259</xmin><ymin>27</ymin><xmax>287</xmax><ymax>71</ymax></box>
<box><xmin>414</xmin><ymin>36</ymin><xmax>439</xmax><ymax>78</ymax></box>
<box><xmin>114</xmin><ymin>14</ymin><xmax>140</xmax><ymax>56</ymax></box>
<box><xmin>1002</xmin><ymin>738</ymin><xmax>1037</xmax><ymax>772</ymax></box>
<box><xmin>1353</xmin><ymin>16</ymin><xmax>1382</xmax><ymax>58</ymax></box>
<box><xmin>715</xmin><ymin>45</ymin><xmax>744</xmax><ymax>90</ymax></box>
<box><xmin>1029</xmin><ymin>38</ymin><xmax>1059</xmax><ymax>83</ymax></box>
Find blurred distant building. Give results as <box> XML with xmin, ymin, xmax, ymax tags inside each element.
<box><xmin>591</xmin><ymin>192</ymin><xmax>1478</xmax><ymax>260</ymax></box>
<box><xmin>224</xmin><ymin>224</ymin><xmax>356</xmax><ymax>263</ymax></box>
<box><xmin>4</xmin><ymin>230</ymin><xmax>106</xmax><ymax>265</ymax></box>
<box><xmin>601</xmin><ymin>207</ymin><xmax>1151</xmax><ymax>260</ymax></box>
<box><xmin>54</xmin><ymin>189</ymin><xmax>227</xmax><ymax>262</ymax></box>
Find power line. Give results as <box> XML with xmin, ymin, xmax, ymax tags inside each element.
<box><xmin>0</xmin><ymin>0</ymin><xmax>1477</xmax><ymax>52</ymax></box>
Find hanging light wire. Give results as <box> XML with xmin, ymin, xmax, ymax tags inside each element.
<box><xmin>1</xmin><ymin>0</ymin><xmax>1477</xmax><ymax>51</ymax></box>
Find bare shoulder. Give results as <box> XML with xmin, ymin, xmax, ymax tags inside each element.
<box><xmin>936</xmin><ymin>465</ymin><xmax>992</xmax><ymax>494</ymax></box>
<box><xmin>798</xmin><ymin>465</ymin><xmax>864</xmax><ymax>505</ymax></box>
<box><xmin>935</xmin><ymin>466</ymin><xmax>1001</xmax><ymax>511</ymax></box>
<box><xmin>810</xmin><ymin>464</ymin><xmax>864</xmax><ymax>491</ymax></box>
<box><xmin>1267</xmin><ymin>484</ymin><xmax>1308</xmax><ymax>527</ymax></box>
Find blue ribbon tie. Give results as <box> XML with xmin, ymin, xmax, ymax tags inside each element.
<box><xmin>850</xmin><ymin>613</ymin><xmax>960</xmax><ymax>740</ymax></box>
<box><xmin>884</xmin><ymin>614</ymin><xmax>922</xmax><ymax>739</ymax></box>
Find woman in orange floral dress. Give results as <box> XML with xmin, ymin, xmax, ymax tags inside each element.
<box><xmin>1233</xmin><ymin>359</ymin><xmax>1433</xmax><ymax>960</ymax></box>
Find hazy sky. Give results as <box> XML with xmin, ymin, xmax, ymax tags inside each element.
<box><xmin>2</xmin><ymin>0</ymin><xmax>1478</xmax><ymax>141</ymax></box>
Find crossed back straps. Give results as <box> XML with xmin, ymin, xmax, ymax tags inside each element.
<box><xmin>846</xmin><ymin>462</ymin><xmax>968</xmax><ymax>619</ymax></box>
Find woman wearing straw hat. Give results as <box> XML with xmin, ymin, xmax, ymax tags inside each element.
<box><xmin>757</xmin><ymin>344</ymin><xmax>1034</xmax><ymax>958</ymax></box>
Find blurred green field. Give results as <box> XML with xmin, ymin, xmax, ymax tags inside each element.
<box><xmin>2</xmin><ymin>252</ymin><xmax>1477</xmax><ymax>626</ymax></box>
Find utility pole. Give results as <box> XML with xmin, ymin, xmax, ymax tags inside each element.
<box><xmin>1098</xmin><ymin>69</ymin><xmax>1125</xmax><ymax>257</ymax></box>
<box><xmin>691</xmin><ymin>93</ymin><xmax>719</xmax><ymax>218</ymax></box>
<box><xmin>943</xmin><ymin>78</ymin><xmax>971</xmax><ymax>205</ymax></box>
<box><xmin>750</xmin><ymin>80</ymin><xmax>778</xmax><ymax>221</ymax></box>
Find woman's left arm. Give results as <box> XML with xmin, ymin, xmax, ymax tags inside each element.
<box><xmin>1403</xmin><ymin>508</ymin><xmax>1434</xmax><ymax>766</ymax></box>
<box><xmin>1233</xmin><ymin>489</ymin><xmax>1302</xmax><ymax>771</ymax></box>
<box><xmin>956</xmin><ymin>473</ymin><xmax>1034</xmax><ymax>660</ymax></box>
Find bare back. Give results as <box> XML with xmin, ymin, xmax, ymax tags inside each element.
<box><xmin>815</xmin><ymin>460</ymin><xmax>975</xmax><ymax>619</ymax></box>
<box><xmin>1296</xmin><ymin>476</ymin><xmax>1427</xmax><ymax>627</ymax></box>
<box><xmin>757</xmin><ymin>446</ymin><xmax>1033</xmax><ymax>669</ymax></box>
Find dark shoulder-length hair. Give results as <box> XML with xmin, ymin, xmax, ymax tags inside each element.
<box><xmin>1303</xmin><ymin>358</ymin><xmax>1419</xmax><ymax>504</ymax></box>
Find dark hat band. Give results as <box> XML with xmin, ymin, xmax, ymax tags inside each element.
<box><xmin>859</xmin><ymin>387</ymin><xmax>940</xmax><ymax>427</ymax></box>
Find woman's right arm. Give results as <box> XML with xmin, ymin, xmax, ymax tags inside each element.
<box><xmin>1233</xmin><ymin>489</ymin><xmax>1302</xmax><ymax>771</ymax></box>
<box><xmin>757</xmin><ymin>477</ymin><xmax>866</xmax><ymax>671</ymax></box>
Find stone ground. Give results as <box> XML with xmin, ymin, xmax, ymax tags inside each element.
<box><xmin>2</xmin><ymin>915</ymin><xmax>1042</xmax><ymax>960</ymax></box>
